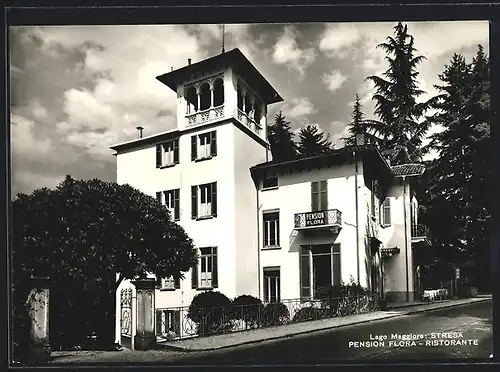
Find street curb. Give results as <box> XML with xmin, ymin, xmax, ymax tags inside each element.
<box><xmin>159</xmin><ymin>297</ymin><xmax>491</xmax><ymax>352</ymax></box>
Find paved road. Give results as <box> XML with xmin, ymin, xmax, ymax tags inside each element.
<box><xmin>164</xmin><ymin>300</ymin><xmax>493</xmax><ymax>364</ymax></box>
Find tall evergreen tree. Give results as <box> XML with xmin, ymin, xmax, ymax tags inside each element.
<box><xmin>343</xmin><ymin>94</ymin><xmax>365</xmax><ymax>147</ymax></box>
<box><xmin>297</xmin><ymin>124</ymin><xmax>334</xmax><ymax>157</ymax></box>
<box><xmin>364</xmin><ymin>22</ymin><xmax>437</xmax><ymax>164</ymax></box>
<box><xmin>424</xmin><ymin>46</ymin><xmax>490</xmax><ymax>291</ymax></box>
<box><xmin>342</xmin><ymin>94</ymin><xmax>380</xmax><ymax>147</ymax></box>
<box><xmin>267</xmin><ymin>111</ymin><xmax>298</xmax><ymax>162</ymax></box>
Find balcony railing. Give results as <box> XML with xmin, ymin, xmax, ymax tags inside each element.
<box><xmin>294</xmin><ymin>209</ymin><xmax>342</xmax><ymax>230</ymax></box>
<box><xmin>186</xmin><ymin>105</ymin><xmax>225</xmax><ymax>126</ymax></box>
<box><xmin>411</xmin><ymin>224</ymin><xmax>429</xmax><ymax>239</ymax></box>
<box><xmin>237</xmin><ymin>109</ymin><xmax>262</xmax><ymax>135</ymax></box>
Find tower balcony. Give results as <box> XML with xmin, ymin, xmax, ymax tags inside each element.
<box><xmin>411</xmin><ymin>224</ymin><xmax>430</xmax><ymax>243</ymax></box>
<box><xmin>186</xmin><ymin>105</ymin><xmax>225</xmax><ymax>126</ymax></box>
<box><xmin>294</xmin><ymin>209</ymin><xmax>342</xmax><ymax>233</ymax></box>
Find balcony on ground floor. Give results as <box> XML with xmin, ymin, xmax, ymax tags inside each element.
<box><xmin>411</xmin><ymin>224</ymin><xmax>430</xmax><ymax>244</ymax></box>
<box><xmin>294</xmin><ymin>209</ymin><xmax>342</xmax><ymax>233</ymax></box>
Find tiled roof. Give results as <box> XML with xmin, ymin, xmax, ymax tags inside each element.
<box><xmin>391</xmin><ymin>163</ymin><xmax>426</xmax><ymax>177</ymax></box>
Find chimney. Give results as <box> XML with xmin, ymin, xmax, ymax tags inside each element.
<box><xmin>136</xmin><ymin>126</ymin><xmax>144</xmax><ymax>139</ymax></box>
<box><xmin>171</xmin><ymin>66</ymin><xmax>173</xmax><ymax>71</ymax></box>
<box><xmin>188</xmin><ymin>58</ymin><xmax>192</xmax><ymax>66</ymax></box>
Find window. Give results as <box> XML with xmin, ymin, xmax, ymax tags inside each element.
<box><xmin>263</xmin><ymin>211</ymin><xmax>280</xmax><ymax>248</ymax></box>
<box><xmin>311</xmin><ymin>181</ymin><xmax>328</xmax><ymax>212</ymax></box>
<box><xmin>191</xmin><ymin>131</ymin><xmax>217</xmax><ymax>161</ymax></box>
<box><xmin>156</xmin><ymin>189</ymin><xmax>180</xmax><ymax>221</ymax></box>
<box><xmin>191</xmin><ymin>247</ymin><xmax>218</xmax><ymax>289</ymax></box>
<box><xmin>262</xmin><ymin>175</ymin><xmax>278</xmax><ymax>189</ymax></box>
<box><xmin>191</xmin><ymin>182</ymin><xmax>217</xmax><ymax>219</ymax></box>
<box><xmin>160</xmin><ymin>276</ymin><xmax>180</xmax><ymax>290</ymax></box>
<box><xmin>263</xmin><ymin>267</ymin><xmax>281</xmax><ymax>303</ymax></box>
<box><xmin>381</xmin><ymin>197</ymin><xmax>391</xmax><ymax>227</ymax></box>
<box><xmin>156</xmin><ymin>139</ymin><xmax>179</xmax><ymax>168</ymax></box>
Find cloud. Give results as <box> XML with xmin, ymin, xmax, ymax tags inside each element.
<box><xmin>272</xmin><ymin>26</ymin><xmax>316</xmax><ymax>78</ymax></box>
<box><xmin>322</xmin><ymin>70</ymin><xmax>348</xmax><ymax>93</ymax></box>
<box><xmin>281</xmin><ymin>97</ymin><xmax>316</xmax><ymax>119</ymax></box>
<box><xmin>319</xmin><ymin>23</ymin><xmax>364</xmax><ymax>58</ymax></box>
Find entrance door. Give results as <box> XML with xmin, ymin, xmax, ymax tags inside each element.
<box><xmin>300</xmin><ymin>244</ymin><xmax>341</xmax><ymax>300</ymax></box>
<box><xmin>313</xmin><ymin>246</ymin><xmax>332</xmax><ymax>298</ymax></box>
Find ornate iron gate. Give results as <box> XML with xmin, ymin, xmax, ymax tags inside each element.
<box><xmin>120</xmin><ymin>288</ymin><xmax>132</xmax><ymax>349</ymax></box>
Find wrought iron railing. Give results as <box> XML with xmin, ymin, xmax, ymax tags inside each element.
<box><xmin>411</xmin><ymin>224</ymin><xmax>428</xmax><ymax>239</ymax></box>
<box><xmin>186</xmin><ymin>105</ymin><xmax>225</xmax><ymax>126</ymax></box>
<box><xmin>237</xmin><ymin>109</ymin><xmax>262</xmax><ymax>135</ymax></box>
<box><xmin>156</xmin><ymin>294</ymin><xmax>379</xmax><ymax>341</ymax></box>
<box><xmin>294</xmin><ymin>209</ymin><xmax>342</xmax><ymax>229</ymax></box>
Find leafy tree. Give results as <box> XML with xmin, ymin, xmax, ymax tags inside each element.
<box><xmin>364</xmin><ymin>22</ymin><xmax>438</xmax><ymax>164</ymax></box>
<box><xmin>424</xmin><ymin>46</ymin><xmax>490</xmax><ymax>291</ymax></box>
<box><xmin>267</xmin><ymin>111</ymin><xmax>298</xmax><ymax>162</ymax></box>
<box><xmin>12</xmin><ymin>175</ymin><xmax>196</xmax><ymax>350</ymax></box>
<box><xmin>297</xmin><ymin>124</ymin><xmax>334</xmax><ymax>157</ymax></box>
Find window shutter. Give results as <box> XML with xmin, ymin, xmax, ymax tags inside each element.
<box><xmin>156</xmin><ymin>144</ymin><xmax>162</xmax><ymax>168</ymax></box>
<box><xmin>174</xmin><ymin>189</ymin><xmax>180</xmax><ymax>221</ymax></box>
<box><xmin>191</xmin><ymin>186</ymin><xmax>198</xmax><ymax>219</ymax></box>
<box><xmin>383</xmin><ymin>198</ymin><xmax>391</xmax><ymax>226</ymax></box>
<box><xmin>212</xmin><ymin>248</ymin><xmax>218</xmax><ymax>288</ymax></box>
<box><xmin>320</xmin><ymin>181</ymin><xmax>328</xmax><ymax>211</ymax></box>
<box><xmin>173</xmin><ymin>140</ymin><xmax>179</xmax><ymax>163</ymax></box>
<box><xmin>173</xmin><ymin>311</ymin><xmax>181</xmax><ymax>336</ymax></box>
<box><xmin>191</xmin><ymin>251</ymin><xmax>198</xmax><ymax>289</ymax></box>
<box><xmin>211</xmin><ymin>182</ymin><xmax>217</xmax><ymax>216</ymax></box>
<box><xmin>210</xmin><ymin>131</ymin><xmax>217</xmax><ymax>156</ymax></box>
<box><xmin>191</xmin><ymin>135</ymin><xmax>197</xmax><ymax>161</ymax></box>
<box><xmin>174</xmin><ymin>276</ymin><xmax>180</xmax><ymax>289</ymax></box>
<box><xmin>300</xmin><ymin>248</ymin><xmax>311</xmax><ymax>302</ymax></box>
<box><xmin>311</xmin><ymin>182</ymin><xmax>319</xmax><ymax>212</ymax></box>
<box><xmin>156</xmin><ymin>192</ymin><xmax>162</xmax><ymax>203</ymax></box>
<box><xmin>156</xmin><ymin>310</ymin><xmax>163</xmax><ymax>335</ymax></box>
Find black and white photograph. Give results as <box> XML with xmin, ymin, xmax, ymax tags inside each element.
<box><xmin>9</xmin><ymin>14</ymin><xmax>494</xmax><ymax>366</ymax></box>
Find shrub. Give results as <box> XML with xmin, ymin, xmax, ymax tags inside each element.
<box><xmin>318</xmin><ymin>277</ymin><xmax>375</xmax><ymax>315</ymax></box>
<box><xmin>230</xmin><ymin>295</ymin><xmax>263</xmax><ymax>329</ymax></box>
<box><xmin>292</xmin><ymin>306</ymin><xmax>333</xmax><ymax>323</ymax></box>
<box><xmin>187</xmin><ymin>291</ymin><xmax>233</xmax><ymax>336</ymax></box>
<box><xmin>261</xmin><ymin>302</ymin><xmax>290</xmax><ymax>327</ymax></box>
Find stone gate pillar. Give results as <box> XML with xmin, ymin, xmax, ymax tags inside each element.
<box><xmin>131</xmin><ymin>279</ymin><xmax>156</xmax><ymax>351</ymax></box>
<box><xmin>27</xmin><ymin>276</ymin><xmax>51</xmax><ymax>362</ymax></box>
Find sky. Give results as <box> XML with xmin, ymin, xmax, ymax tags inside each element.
<box><xmin>10</xmin><ymin>21</ymin><xmax>489</xmax><ymax>197</ymax></box>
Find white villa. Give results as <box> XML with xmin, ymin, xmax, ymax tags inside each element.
<box><xmin>111</xmin><ymin>48</ymin><xmax>430</xmax><ymax>345</ymax></box>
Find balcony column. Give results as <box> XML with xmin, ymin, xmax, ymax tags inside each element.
<box><xmin>210</xmin><ymin>85</ymin><xmax>214</xmax><ymax>108</ymax></box>
<box><xmin>26</xmin><ymin>276</ymin><xmax>51</xmax><ymax>363</ymax></box>
<box><xmin>131</xmin><ymin>279</ymin><xmax>156</xmax><ymax>351</ymax></box>
<box><xmin>242</xmin><ymin>89</ymin><xmax>246</xmax><ymax>113</ymax></box>
<box><xmin>196</xmin><ymin>88</ymin><xmax>201</xmax><ymax>112</ymax></box>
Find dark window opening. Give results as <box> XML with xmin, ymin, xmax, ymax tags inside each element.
<box><xmin>213</xmin><ymin>78</ymin><xmax>224</xmax><ymax>107</ymax></box>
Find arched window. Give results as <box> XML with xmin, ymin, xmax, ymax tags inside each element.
<box><xmin>245</xmin><ymin>94</ymin><xmax>252</xmax><ymax>115</ymax></box>
<box><xmin>213</xmin><ymin>78</ymin><xmax>224</xmax><ymax>107</ymax></box>
<box><xmin>237</xmin><ymin>85</ymin><xmax>243</xmax><ymax>110</ymax></box>
<box><xmin>185</xmin><ymin>86</ymin><xmax>198</xmax><ymax>114</ymax></box>
<box><xmin>199</xmin><ymin>83</ymin><xmax>211</xmax><ymax>111</ymax></box>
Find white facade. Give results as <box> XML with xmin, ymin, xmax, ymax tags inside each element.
<box><xmin>112</xmin><ymin>49</ymin><xmax>428</xmax><ymax>342</ymax></box>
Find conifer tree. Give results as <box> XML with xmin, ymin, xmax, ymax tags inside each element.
<box><xmin>364</xmin><ymin>22</ymin><xmax>437</xmax><ymax>164</ymax></box>
<box><xmin>267</xmin><ymin>111</ymin><xmax>298</xmax><ymax>162</ymax></box>
<box><xmin>297</xmin><ymin>124</ymin><xmax>334</xmax><ymax>157</ymax></box>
